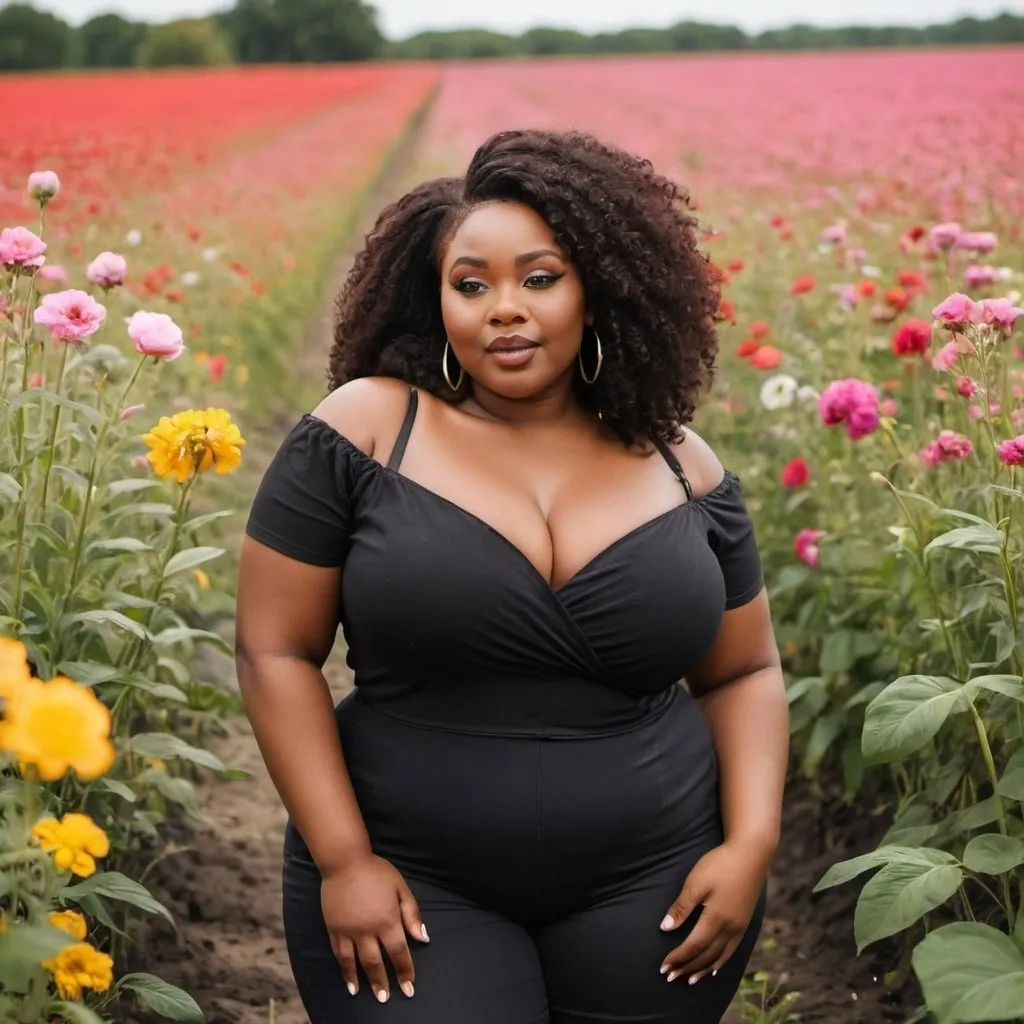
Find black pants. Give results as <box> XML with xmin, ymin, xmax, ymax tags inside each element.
<box><xmin>283</xmin><ymin>689</ymin><xmax>766</xmax><ymax>1022</ymax></box>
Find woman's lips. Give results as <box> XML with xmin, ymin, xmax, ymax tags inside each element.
<box><xmin>488</xmin><ymin>345</ymin><xmax>538</xmax><ymax>367</ymax></box>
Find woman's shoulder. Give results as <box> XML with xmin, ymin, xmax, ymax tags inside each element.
<box><xmin>309</xmin><ymin>376</ymin><xmax>413</xmax><ymax>460</ymax></box>
<box><xmin>666</xmin><ymin>427</ymin><xmax>727</xmax><ymax>501</ymax></box>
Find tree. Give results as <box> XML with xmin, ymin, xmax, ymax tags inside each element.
<box><xmin>134</xmin><ymin>18</ymin><xmax>235</xmax><ymax>67</ymax></box>
<box><xmin>78</xmin><ymin>13</ymin><xmax>147</xmax><ymax>67</ymax></box>
<box><xmin>0</xmin><ymin>3</ymin><xmax>72</xmax><ymax>70</ymax></box>
<box><xmin>227</xmin><ymin>0</ymin><xmax>383</xmax><ymax>63</ymax></box>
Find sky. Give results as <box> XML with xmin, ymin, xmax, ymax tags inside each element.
<box><xmin>28</xmin><ymin>0</ymin><xmax>1023</xmax><ymax>37</ymax></box>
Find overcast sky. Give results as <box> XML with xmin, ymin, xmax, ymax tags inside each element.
<box><xmin>28</xmin><ymin>0</ymin><xmax>1022</xmax><ymax>37</ymax></box>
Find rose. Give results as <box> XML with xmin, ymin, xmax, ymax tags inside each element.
<box><xmin>127</xmin><ymin>311</ymin><xmax>184</xmax><ymax>361</ymax></box>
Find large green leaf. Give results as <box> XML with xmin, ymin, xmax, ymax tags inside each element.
<box><xmin>130</xmin><ymin>733</ymin><xmax>226</xmax><ymax>772</ymax></box>
<box><xmin>854</xmin><ymin>856</ymin><xmax>963</xmax><ymax>951</ymax></box>
<box><xmin>913</xmin><ymin>922</ymin><xmax>1024</xmax><ymax>1023</ymax></box>
<box><xmin>61</xmin><ymin>609</ymin><xmax>150</xmax><ymax>641</ymax></box>
<box><xmin>964</xmin><ymin>675</ymin><xmax>1024</xmax><ymax>704</ymax></box>
<box><xmin>814</xmin><ymin>845</ymin><xmax>942</xmax><ymax>892</ymax></box>
<box><xmin>863</xmin><ymin>676</ymin><xmax>968</xmax><ymax>763</ymax></box>
<box><xmin>7</xmin><ymin>387</ymin><xmax>102</xmax><ymax>425</ymax></box>
<box><xmin>997</xmin><ymin>768</ymin><xmax>1024</xmax><ymax>801</ymax></box>
<box><xmin>0</xmin><ymin>923</ymin><xmax>75</xmax><ymax>995</ymax></box>
<box><xmin>163</xmin><ymin>547</ymin><xmax>225</xmax><ymax>578</ymax></box>
<box><xmin>963</xmin><ymin>835</ymin><xmax>1024</xmax><ymax>875</ymax></box>
<box><xmin>924</xmin><ymin>524</ymin><xmax>1004</xmax><ymax>557</ymax></box>
<box><xmin>61</xmin><ymin>871</ymin><xmax>173</xmax><ymax>922</ymax></box>
<box><xmin>119</xmin><ymin>973</ymin><xmax>205</xmax><ymax>1022</ymax></box>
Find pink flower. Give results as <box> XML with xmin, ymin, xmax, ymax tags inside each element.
<box><xmin>121</xmin><ymin>403</ymin><xmax>146</xmax><ymax>420</ymax></box>
<box><xmin>956</xmin><ymin>376</ymin><xmax>979</xmax><ymax>398</ymax></box>
<box><xmin>39</xmin><ymin>264</ymin><xmax>68</xmax><ymax>283</ymax></box>
<box><xmin>921</xmin><ymin>430</ymin><xmax>974</xmax><ymax>467</ymax></box>
<box><xmin>127</xmin><ymin>311</ymin><xmax>184</xmax><ymax>361</ymax></box>
<box><xmin>845</xmin><ymin>247</ymin><xmax>867</xmax><ymax>265</ymax></box>
<box><xmin>929</xmin><ymin>222</ymin><xmax>962</xmax><ymax>250</ymax></box>
<box><xmin>794</xmin><ymin>529</ymin><xmax>824</xmax><ymax>568</ymax></box>
<box><xmin>977</xmin><ymin>298</ymin><xmax>1023</xmax><ymax>331</ymax></box>
<box><xmin>819</xmin><ymin>378</ymin><xmax>880</xmax><ymax>440</ymax></box>
<box><xmin>86</xmin><ymin>252</ymin><xmax>127</xmax><ymax>290</ymax></box>
<box><xmin>0</xmin><ymin>226</ymin><xmax>47</xmax><ymax>269</ymax></box>
<box><xmin>931</xmin><ymin>341</ymin><xmax>961</xmax><ymax>371</ymax></box>
<box><xmin>879</xmin><ymin>398</ymin><xmax>899</xmax><ymax>418</ymax></box>
<box><xmin>968</xmin><ymin>403</ymin><xmax>984</xmax><ymax>421</ymax></box>
<box><xmin>955</xmin><ymin>231</ymin><xmax>997</xmax><ymax>254</ymax></box>
<box><xmin>997</xmin><ymin>436</ymin><xmax>1024</xmax><ymax>467</ymax></box>
<box><xmin>933</xmin><ymin>292</ymin><xmax>981</xmax><ymax>326</ymax></box>
<box><xmin>835</xmin><ymin>284</ymin><xmax>860</xmax><ymax>309</ymax></box>
<box><xmin>27</xmin><ymin>170</ymin><xmax>60</xmax><ymax>203</ymax></box>
<box><xmin>965</xmin><ymin>265</ymin><xmax>1002</xmax><ymax>288</ymax></box>
<box><xmin>821</xmin><ymin>223</ymin><xmax>846</xmax><ymax>244</ymax></box>
<box><xmin>32</xmin><ymin>289</ymin><xmax>106</xmax><ymax>344</ymax></box>
<box><xmin>28</xmin><ymin>373</ymin><xmax>45</xmax><ymax>388</ymax></box>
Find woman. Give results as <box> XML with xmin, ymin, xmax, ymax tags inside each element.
<box><xmin>236</xmin><ymin>127</ymin><xmax>789</xmax><ymax>1023</ymax></box>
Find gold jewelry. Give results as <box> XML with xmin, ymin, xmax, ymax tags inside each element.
<box><xmin>442</xmin><ymin>340</ymin><xmax>465</xmax><ymax>391</ymax></box>
<box><xmin>578</xmin><ymin>328</ymin><xmax>603</xmax><ymax>384</ymax></box>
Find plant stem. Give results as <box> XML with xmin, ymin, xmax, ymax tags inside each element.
<box><xmin>37</xmin><ymin>341</ymin><xmax>70</xmax><ymax>511</ymax></box>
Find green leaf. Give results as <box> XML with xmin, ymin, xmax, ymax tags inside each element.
<box><xmin>184</xmin><ymin>510</ymin><xmax>233</xmax><ymax>533</ymax></box>
<box><xmin>862</xmin><ymin>676</ymin><xmax>968</xmax><ymax>763</ymax></box>
<box><xmin>54</xmin><ymin>661</ymin><xmax>120</xmax><ymax>686</ymax></box>
<box><xmin>86</xmin><ymin>537</ymin><xmax>153</xmax><ymax>555</ymax></box>
<box><xmin>163</xmin><ymin>547</ymin><xmax>225</xmax><ymax>578</ymax></box>
<box><xmin>61</xmin><ymin>871</ymin><xmax>173</xmax><ymax>923</ymax></box>
<box><xmin>814</xmin><ymin>845</ymin><xmax>943</xmax><ymax>892</ymax></box>
<box><xmin>130</xmin><ymin>733</ymin><xmax>226</xmax><ymax>772</ymax></box>
<box><xmin>145</xmin><ymin>771</ymin><xmax>201</xmax><ymax>818</ymax></box>
<box><xmin>925</xmin><ymin>524</ymin><xmax>1004</xmax><ymax>557</ymax></box>
<box><xmin>118</xmin><ymin>973</ymin><xmax>205</xmax><ymax>1022</ymax></box>
<box><xmin>0</xmin><ymin>472</ymin><xmax>22</xmax><ymax>502</ymax></box>
<box><xmin>913</xmin><ymin>922</ymin><xmax>1024</xmax><ymax>1023</ymax></box>
<box><xmin>998</xmin><ymin>768</ymin><xmax>1024</xmax><ymax>801</ymax></box>
<box><xmin>99</xmin><ymin>777</ymin><xmax>137</xmax><ymax>802</ymax></box>
<box><xmin>940</xmin><ymin>796</ymin><xmax>1002</xmax><ymax>835</ymax></box>
<box><xmin>820</xmin><ymin>630</ymin><xmax>856</xmax><ymax>674</ymax></box>
<box><xmin>965</xmin><ymin>674</ymin><xmax>1024</xmax><ymax>704</ymax></box>
<box><xmin>0</xmin><ymin>923</ymin><xmax>74</xmax><ymax>994</ymax></box>
<box><xmin>7</xmin><ymin>387</ymin><xmax>102</xmax><ymax>425</ymax></box>
<box><xmin>854</xmin><ymin>857</ymin><xmax>963</xmax><ymax>952</ymax></box>
<box><xmin>52</xmin><ymin>465</ymin><xmax>89</xmax><ymax>490</ymax></box>
<box><xmin>150</xmin><ymin>626</ymin><xmax>231</xmax><ymax>653</ymax></box>
<box><xmin>61</xmin><ymin>608</ymin><xmax>150</xmax><ymax>641</ymax></box>
<box><xmin>963</xmin><ymin>835</ymin><xmax>1024</xmax><ymax>875</ymax></box>
<box><xmin>107</xmin><ymin>478</ymin><xmax>160</xmax><ymax>496</ymax></box>
<box><xmin>48</xmin><ymin>1002</ymin><xmax>106</xmax><ymax>1024</ymax></box>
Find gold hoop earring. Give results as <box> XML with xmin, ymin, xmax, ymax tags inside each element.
<box><xmin>579</xmin><ymin>329</ymin><xmax>603</xmax><ymax>385</ymax></box>
<box><xmin>442</xmin><ymin>341</ymin><xmax>465</xmax><ymax>391</ymax></box>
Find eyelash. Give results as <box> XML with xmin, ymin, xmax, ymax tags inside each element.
<box><xmin>454</xmin><ymin>273</ymin><xmax>562</xmax><ymax>295</ymax></box>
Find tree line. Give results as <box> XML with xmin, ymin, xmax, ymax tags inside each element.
<box><xmin>0</xmin><ymin>0</ymin><xmax>1021</xmax><ymax>71</ymax></box>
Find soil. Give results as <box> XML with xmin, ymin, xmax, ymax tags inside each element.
<box><xmin>128</xmin><ymin>102</ymin><xmax>916</xmax><ymax>1024</ymax></box>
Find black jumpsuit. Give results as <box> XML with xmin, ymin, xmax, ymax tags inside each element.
<box><xmin>244</xmin><ymin>389</ymin><xmax>768</xmax><ymax>1023</ymax></box>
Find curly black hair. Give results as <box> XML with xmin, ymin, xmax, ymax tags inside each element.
<box><xmin>328</xmin><ymin>128</ymin><xmax>721</xmax><ymax>446</ymax></box>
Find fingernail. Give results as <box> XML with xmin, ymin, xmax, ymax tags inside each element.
<box><xmin>660</xmin><ymin>914</ymin><xmax>674</xmax><ymax>931</ymax></box>
<box><xmin>712</xmin><ymin>969</ymin><xmax>719</xmax><ymax>978</ymax></box>
<box><xmin>401</xmin><ymin>982</ymin><xmax>415</xmax><ymax>998</ymax></box>
<box><xmin>421</xmin><ymin>923</ymin><xmax>430</xmax><ymax>942</ymax></box>
<box><xmin>377</xmin><ymin>990</ymin><xmax>389</xmax><ymax>1004</ymax></box>
<box><xmin>666</xmin><ymin>970</ymin><xmax>681</xmax><ymax>983</ymax></box>
<box><xmin>689</xmin><ymin>974</ymin><xmax>701</xmax><ymax>986</ymax></box>
<box><xmin>659</xmin><ymin>963</ymin><xmax>669</xmax><ymax>975</ymax></box>
<box><xmin>347</xmin><ymin>983</ymin><xmax>357</xmax><ymax>997</ymax></box>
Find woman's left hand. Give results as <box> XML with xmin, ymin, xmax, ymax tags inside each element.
<box><xmin>658</xmin><ymin>839</ymin><xmax>770</xmax><ymax>985</ymax></box>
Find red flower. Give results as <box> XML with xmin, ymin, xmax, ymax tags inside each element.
<box><xmin>781</xmin><ymin>458</ymin><xmax>810</xmax><ymax>488</ymax></box>
<box><xmin>906</xmin><ymin>225</ymin><xmax>925</xmax><ymax>241</ymax></box>
<box><xmin>718</xmin><ymin>298</ymin><xmax>737</xmax><ymax>325</ymax></box>
<box><xmin>208</xmin><ymin>353</ymin><xmax>228</xmax><ymax>383</ymax></box>
<box><xmin>897</xmin><ymin>269</ymin><xmax>929</xmax><ymax>293</ymax></box>
<box><xmin>891</xmin><ymin>317</ymin><xmax>932</xmax><ymax>356</ymax></box>
<box><xmin>736</xmin><ymin>339</ymin><xmax>759</xmax><ymax>358</ymax></box>
<box><xmin>885</xmin><ymin>286</ymin><xmax>910</xmax><ymax>311</ymax></box>
<box><xmin>791</xmin><ymin>275</ymin><xmax>816</xmax><ymax>295</ymax></box>
<box><xmin>751</xmin><ymin>345</ymin><xmax>783</xmax><ymax>369</ymax></box>
<box><xmin>728</xmin><ymin>259</ymin><xmax>744</xmax><ymax>273</ymax></box>
<box><xmin>749</xmin><ymin>321</ymin><xmax>770</xmax><ymax>339</ymax></box>
<box><xmin>856</xmin><ymin>279</ymin><xmax>878</xmax><ymax>298</ymax></box>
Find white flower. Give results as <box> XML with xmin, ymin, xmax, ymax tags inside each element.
<box><xmin>202</xmin><ymin>247</ymin><xmax>220</xmax><ymax>263</ymax></box>
<box><xmin>860</xmin><ymin>264</ymin><xmax>882</xmax><ymax>278</ymax></box>
<box><xmin>797</xmin><ymin>385</ymin><xmax>820</xmax><ymax>404</ymax></box>
<box><xmin>125</xmin><ymin>229</ymin><xmax>142</xmax><ymax>246</ymax></box>
<box><xmin>181</xmin><ymin>271</ymin><xmax>201</xmax><ymax>287</ymax></box>
<box><xmin>760</xmin><ymin>374</ymin><xmax>798</xmax><ymax>410</ymax></box>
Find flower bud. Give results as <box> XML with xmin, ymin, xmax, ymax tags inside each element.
<box><xmin>28</xmin><ymin>170</ymin><xmax>60</xmax><ymax>205</ymax></box>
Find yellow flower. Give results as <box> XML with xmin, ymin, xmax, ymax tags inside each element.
<box><xmin>0</xmin><ymin>676</ymin><xmax>115</xmax><ymax>781</ymax></box>
<box><xmin>33</xmin><ymin>813</ymin><xmax>110</xmax><ymax>877</ymax></box>
<box><xmin>42</xmin><ymin>941</ymin><xmax>114</xmax><ymax>999</ymax></box>
<box><xmin>49</xmin><ymin>909</ymin><xmax>88</xmax><ymax>940</ymax></box>
<box><xmin>0</xmin><ymin>637</ymin><xmax>33</xmax><ymax>708</ymax></box>
<box><xmin>193</xmin><ymin>568</ymin><xmax>210</xmax><ymax>589</ymax></box>
<box><xmin>143</xmin><ymin>407</ymin><xmax>245</xmax><ymax>483</ymax></box>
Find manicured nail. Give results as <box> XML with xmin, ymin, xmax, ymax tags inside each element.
<box><xmin>421</xmin><ymin>923</ymin><xmax>430</xmax><ymax>942</ymax></box>
<box><xmin>401</xmin><ymin>982</ymin><xmax>415</xmax><ymax>998</ymax></box>
<box><xmin>347</xmin><ymin>983</ymin><xmax>357</xmax><ymax>996</ymax></box>
<box><xmin>660</xmin><ymin>963</ymin><xmax>670</xmax><ymax>975</ymax></box>
<box><xmin>712</xmin><ymin>969</ymin><xmax>719</xmax><ymax>977</ymax></box>
<box><xmin>376</xmin><ymin>990</ymin><xmax>389</xmax><ymax>1004</ymax></box>
<box><xmin>666</xmin><ymin>969</ymin><xmax>681</xmax><ymax>983</ymax></box>
<box><xmin>660</xmin><ymin>915</ymin><xmax>674</xmax><ymax>931</ymax></box>
<box><xmin>689</xmin><ymin>974</ymin><xmax>701</xmax><ymax>986</ymax></box>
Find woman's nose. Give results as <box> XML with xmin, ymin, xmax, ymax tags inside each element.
<box><xmin>487</xmin><ymin>284</ymin><xmax>528</xmax><ymax>324</ymax></box>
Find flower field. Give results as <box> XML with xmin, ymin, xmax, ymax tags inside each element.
<box><xmin>2</xmin><ymin>44</ymin><xmax>1024</xmax><ymax>1024</ymax></box>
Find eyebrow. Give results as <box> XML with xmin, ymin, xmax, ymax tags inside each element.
<box><xmin>450</xmin><ymin>249</ymin><xmax>563</xmax><ymax>270</ymax></box>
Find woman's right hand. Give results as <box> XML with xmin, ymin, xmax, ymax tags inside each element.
<box><xmin>320</xmin><ymin>853</ymin><xmax>430</xmax><ymax>1002</ymax></box>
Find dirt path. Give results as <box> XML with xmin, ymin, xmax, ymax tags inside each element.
<box><xmin>136</xmin><ymin>100</ymin><xmax>913</xmax><ymax>1024</ymax></box>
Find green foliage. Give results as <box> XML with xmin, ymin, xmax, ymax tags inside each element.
<box><xmin>134</xmin><ymin>18</ymin><xmax>235</xmax><ymax>68</ymax></box>
<box><xmin>0</xmin><ymin>3</ymin><xmax>72</xmax><ymax>70</ymax></box>
<box><xmin>77</xmin><ymin>14</ymin><xmax>147</xmax><ymax>68</ymax></box>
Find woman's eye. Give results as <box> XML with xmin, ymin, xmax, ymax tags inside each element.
<box><xmin>454</xmin><ymin>279</ymin><xmax>485</xmax><ymax>294</ymax></box>
<box><xmin>526</xmin><ymin>273</ymin><xmax>560</xmax><ymax>288</ymax></box>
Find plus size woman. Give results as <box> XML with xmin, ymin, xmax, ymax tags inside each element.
<box><xmin>235</xmin><ymin>128</ymin><xmax>789</xmax><ymax>1023</ymax></box>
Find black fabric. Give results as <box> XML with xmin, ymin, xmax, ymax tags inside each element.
<box><xmin>283</xmin><ymin>691</ymin><xmax>767</xmax><ymax>1023</ymax></box>
<box><xmin>386</xmin><ymin>388</ymin><xmax>419</xmax><ymax>471</ymax></box>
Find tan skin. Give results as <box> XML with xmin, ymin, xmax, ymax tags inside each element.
<box><xmin>235</xmin><ymin>200</ymin><xmax>789</xmax><ymax>1003</ymax></box>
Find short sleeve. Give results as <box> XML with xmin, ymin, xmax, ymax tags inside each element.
<box><xmin>244</xmin><ymin>415</ymin><xmax>361</xmax><ymax>567</ymax></box>
<box><xmin>699</xmin><ymin>472</ymin><xmax>764</xmax><ymax>610</ymax></box>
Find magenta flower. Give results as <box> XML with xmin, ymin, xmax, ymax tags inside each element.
<box><xmin>33</xmin><ymin>289</ymin><xmax>106</xmax><ymax>344</ymax></box>
<box><xmin>819</xmin><ymin>378</ymin><xmax>880</xmax><ymax>440</ymax></box>
<box><xmin>929</xmin><ymin>222</ymin><xmax>962</xmax><ymax>250</ymax></box>
<box><xmin>997</xmin><ymin>436</ymin><xmax>1024</xmax><ymax>467</ymax></box>
<box><xmin>0</xmin><ymin>226</ymin><xmax>47</xmax><ymax>269</ymax></box>
<box><xmin>794</xmin><ymin>529</ymin><xmax>824</xmax><ymax>568</ymax></box>
<box><xmin>933</xmin><ymin>292</ymin><xmax>981</xmax><ymax>326</ymax></box>
<box><xmin>931</xmin><ymin>341</ymin><xmax>961</xmax><ymax>371</ymax></box>
<box><xmin>920</xmin><ymin>430</ymin><xmax>974</xmax><ymax>467</ymax></box>
<box><xmin>127</xmin><ymin>311</ymin><xmax>184</xmax><ymax>361</ymax></box>
<box><xmin>955</xmin><ymin>231</ymin><xmax>997</xmax><ymax>254</ymax></box>
<box><xmin>964</xmin><ymin>265</ymin><xmax>1002</xmax><ymax>288</ymax></box>
<box><xmin>87</xmin><ymin>251</ymin><xmax>127</xmax><ymax>290</ymax></box>
<box><xmin>27</xmin><ymin>170</ymin><xmax>60</xmax><ymax>204</ymax></box>
<box><xmin>955</xmin><ymin>376</ymin><xmax>979</xmax><ymax>398</ymax></box>
<box><xmin>977</xmin><ymin>298</ymin><xmax>1023</xmax><ymax>331</ymax></box>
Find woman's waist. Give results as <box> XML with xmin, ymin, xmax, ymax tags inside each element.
<box><xmin>340</xmin><ymin>672</ymin><xmax>685</xmax><ymax>738</ymax></box>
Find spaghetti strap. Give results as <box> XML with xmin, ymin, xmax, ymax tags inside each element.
<box><xmin>387</xmin><ymin>388</ymin><xmax>419</xmax><ymax>472</ymax></box>
<box><xmin>652</xmin><ymin>436</ymin><xmax>694</xmax><ymax>502</ymax></box>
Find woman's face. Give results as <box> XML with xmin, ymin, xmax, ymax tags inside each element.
<box><xmin>439</xmin><ymin>201</ymin><xmax>588</xmax><ymax>402</ymax></box>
